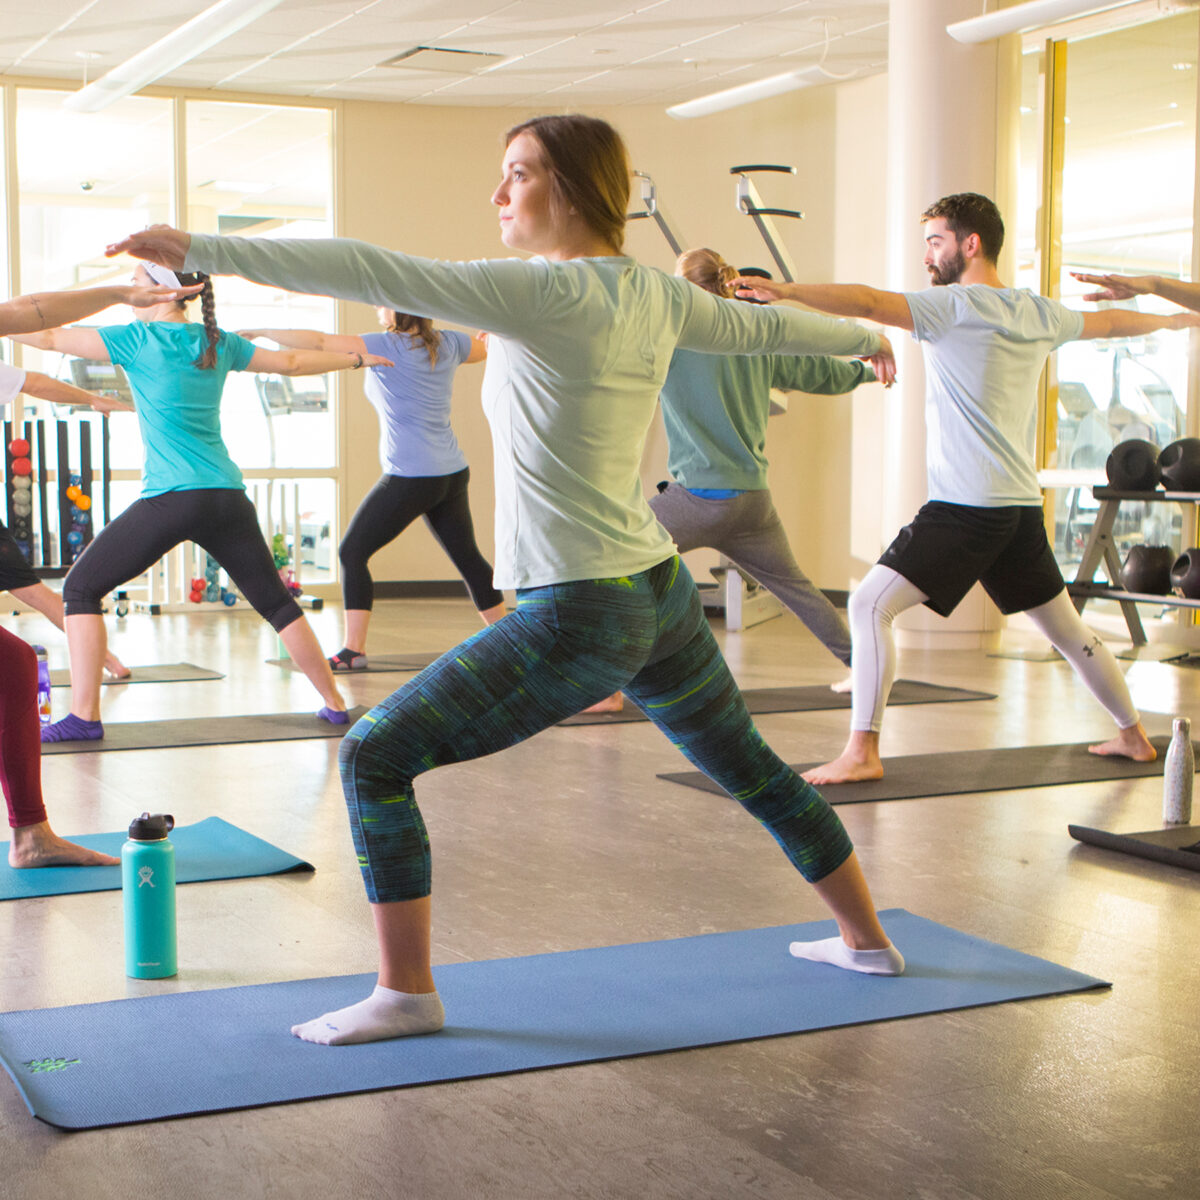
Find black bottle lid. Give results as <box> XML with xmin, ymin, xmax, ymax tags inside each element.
<box><xmin>127</xmin><ymin>812</ymin><xmax>175</xmax><ymax>841</ymax></box>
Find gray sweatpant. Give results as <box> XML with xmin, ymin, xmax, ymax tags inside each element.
<box><xmin>650</xmin><ymin>483</ymin><xmax>852</xmax><ymax>665</ymax></box>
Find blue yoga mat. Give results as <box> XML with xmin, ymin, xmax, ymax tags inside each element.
<box><xmin>0</xmin><ymin>817</ymin><xmax>312</xmax><ymax>901</ymax></box>
<box><xmin>0</xmin><ymin>909</ymin><xmax>1106</xmax><ymax>1129</ymax></box>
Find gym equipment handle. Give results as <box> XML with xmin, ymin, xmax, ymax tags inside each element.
<box><xmin>729</xmin><ymin>164</ymin><xmax>797</xmax><ymax>175</ymax></box>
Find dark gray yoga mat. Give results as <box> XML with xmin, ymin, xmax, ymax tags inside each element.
<box><xmin>50</xmin><ymin>663</ymin><xmax>224</xmax><ymax>687</ymax></box>
<box><xmin>559</xmin><ymin>679</ymin><xmax>995</xmax><ymax>726</ymax></box>
<box><xmin>268</xmin><ymin>652</ymin><xmax>441</xmax><ymax>673</ymax></box>
<box><xmin>40</xmin><ymin>707</ymin><xmax>368</xmax><ymax>755</ymax></box>
<box><xmin>658</xmin><ymin>737</ymin><xmax>1181</xmax><ymax>803</ymax></box>
<box><xmin>1068</xmin><ymin>823</ymin><xmax>1200</xmax><ymax>872</ymax></box>
<box><xmin>0</xmin><ymin>817</ymin><xmax>312</xmax><ymax>901</ymax></box>
<box><xmin>0</xmin><ymin>909</ymin><xmax>1107</xmax><ymax>1129</ymax></box>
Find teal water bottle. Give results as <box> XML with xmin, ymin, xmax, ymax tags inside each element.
<box><xmin>122</xmin><ymin>813</ymin><xmax>177</xmax><ymax>979</ymax></box>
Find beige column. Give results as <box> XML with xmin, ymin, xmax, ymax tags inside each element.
<box><xmin>883</xmin><ymin>0</ymin><xmax>1016</xmax><ymax>648</ymax></box>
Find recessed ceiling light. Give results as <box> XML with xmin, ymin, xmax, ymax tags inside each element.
<box><xmin>1172</xmin><ymin>62</ymin><xmax>1194</xmax><ymax>71</ymax></box>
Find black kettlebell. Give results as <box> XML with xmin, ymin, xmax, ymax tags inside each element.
<box><xmin>1171</xmin><ymin>548</ymin><xmax>1200</xmax><ymax>599</ymax></box>
<box><xmin>1106</xmin><ymin>439</ymin><xmax>1162</xmax><ymax>491</ymax></box>
<box><xmin>1120</xmin><ymin>544</ymin><xmax>1175</xmax><ymax>594</ymax></box>
<box><xmin>1159</xmin><ymin>438</ymin><xmax>1200</xmax><ymax>492</ymax></box>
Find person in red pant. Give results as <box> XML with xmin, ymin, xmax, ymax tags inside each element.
<box><xmin>2</xmin><ymin>627</ymin><xmax>118</xmax><ymax>866</ymax></box>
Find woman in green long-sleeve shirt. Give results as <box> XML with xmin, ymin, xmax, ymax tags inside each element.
<box><xmin>657</xmin><ymin>248</ymin><xmax>876</xmax><ymax>669</ymax></box>
<box><xmin>586</xmin><ymin>248</ymin><xmax>872</xmax><ymax>716</ymax></box>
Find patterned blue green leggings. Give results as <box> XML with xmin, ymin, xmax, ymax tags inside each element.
<box><xmin>338</xmin><ymin>556</ymin><xmax>853</xmax><ymax>902</ymax></box>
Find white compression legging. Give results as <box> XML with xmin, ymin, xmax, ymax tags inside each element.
<box><xmin>848</xmin><ymin>565</ymin><xmax>1140</xmax><ymax>733</ymax></box>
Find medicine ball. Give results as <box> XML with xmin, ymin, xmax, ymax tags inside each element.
<box><xmin>1106</xmin><ymin>439</ymin><xmax>1161</xmax><ymax>491</ymax></box>
<box><xmin>1171</xmin><ymin>548</ymin><xmax>1200</xmax><ymax>599</ymax></box>
<box><xmin>1158</xmin><ymin>438</ymin><xmax>1200</xmax><ymax>492</ymax></box>
<box><xmin>1120</xmin><ymin>544</ymin><xmax>1174</xmax><ymax>594</ymax></box>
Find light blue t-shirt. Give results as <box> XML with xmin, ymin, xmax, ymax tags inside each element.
<box><xmin>98</xmin><ymin>322</ymin><xmax>257</xmax><ymax>497</ymax></box>
<box><xmin>186</xmin><ymin>235</ymin><xmax>882</xmax><ymax>589</ymax></box>
<box><xmin>905</xmin><ymin>285</ymin><xmax>1084</xmax><ymax>507</ymax></box>
<box><xmin>360</xmin><ymin>329</ymin><xmax>472</xmax><ymax>477</ymax></box>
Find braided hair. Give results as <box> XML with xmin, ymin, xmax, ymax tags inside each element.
<box><xmin>173</xmin><ymin>271</ymin><xmax>219</xmax><ymax>369</ymax></box>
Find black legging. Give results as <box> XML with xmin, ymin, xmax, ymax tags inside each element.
<box><xmin>63</xmin><ymin>489</ymin><xmax>303</xmax><ymax>631</ymax></box>
<box><xmin>339</xmin><ymin>468</ymin><xmax>503</xmax><ymax>612</ymax></box>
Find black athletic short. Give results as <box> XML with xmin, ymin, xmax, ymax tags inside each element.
<box><xmin>878</xmin><ymin>500</ymin><xmax>1065</xmax><ymax>618</ymax></box>
<box><xmin>0</xmin><ymin>521</ymin><xmax>41</xmax><ymax>591</ymax></box>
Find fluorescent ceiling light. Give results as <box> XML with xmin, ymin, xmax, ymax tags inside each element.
<box><xmin>946</xmin><ymin>0</ymin><xmax>1140</xmax><ymax>44</ymax></box>
<box><xmin>667</xmin><ymin>65</ymin><xmax>826</xmax><ymax>120</ymax></box>
<box><xmin>64</xmin><ymin>0</ymin><xmax>286</xmax><ymax>113</ymax></box>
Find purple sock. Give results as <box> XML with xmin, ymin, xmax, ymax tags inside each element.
<box><xmin>41</xmin><ymin>713</ymin><xmax>104</xmax><ymax>743</ymax></box>
<box><xmin>318</xmin><ymin>706</ymin><xmax>350</xmax><ymax>725</ymax></box>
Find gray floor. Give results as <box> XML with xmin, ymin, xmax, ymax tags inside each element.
<box><xmin>2</xmin><ymin>597</ymin><xmax>1198</xmax><ymax>1199</ymax></box>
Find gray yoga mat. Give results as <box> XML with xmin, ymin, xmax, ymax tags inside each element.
<box><xmin>0</xmin><ymin>909</ymin><xmax>1107</xmax><ymax>1129</ymax></box>
<box><xmin>40</xmin><ymin>707</ymin><xmax>368</xmax><ymax>755</ymax></box>
<box><xmin>1068</xmin><ymin>823</ymin><xmax>1200</xmax><ymax>872</ymax></box>
<box><xmin>268</xmin><ymin>652</ymin><xmax>442</xmax><ymax>673</ymax></box>
<box><xmin>658</xmin><ymin>737</ymin><xmax>1180</xmax><ymax>804</ymax></box>
<box><xmin>50</xmin><ymin>663</ymin><xmax>224</xmax><ymax>687</ymax></box>
<box><xmin>559</xmin><ymin>679</ymin><xmax>995</xmax><ymax>726</ymax></box>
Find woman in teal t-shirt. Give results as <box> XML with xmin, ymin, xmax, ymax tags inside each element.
<box><xmin>14</xmin><ymin>264</ymin><xmax>391</xmax><ymax>743</ymax></box>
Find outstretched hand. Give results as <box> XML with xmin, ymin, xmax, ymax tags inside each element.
<box><xmin>865</xmin><ymin>333</ymin><xmax>897</xmax><ymax>388</ymax></box>
<box><xmin>106</xmin><ymin>224</ymin><xmax>191</xmax><ymax>272</ymax></box>
<box><xmin>362</xmin><ymin>353</ymin><xmax>394</xmax><ymax>368</ymax></box>
<box><xmin>1070</xmin><ymin>271</ymin><xmax>1153</xmax><ymax>303</ymax></box>
<box><xmin>87</xmin><ymin>394</ymin><xmax>136</xmax><ymax>415</ymax></box>
<box><xmin>732</xmin><ymin>275</ymin><xmax>789</xmax><ymax>304</ymax></box>
<box><xmin>122</xmin><ymin>282</ymin><xmax>203</xmax><ymax>307</ymax></box>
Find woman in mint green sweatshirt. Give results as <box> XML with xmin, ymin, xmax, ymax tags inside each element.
<box><xmin>110</xmin><ymin>113</ymin><xmax>906</xmax><ymax>1046</ymax></box>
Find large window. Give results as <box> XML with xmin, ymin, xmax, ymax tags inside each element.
<box><xmin>1021</xmin><ymin>11</ymin><xmax>1198</xmax><ymax>588</ymax></box>
<box><xmin>186</xmin><ymin>101</ymin><xmax>335</xmax><ymax>475</ymax></box>
<box><xmin>8</xmin><ymin>88</ymin><xmax>338</xmax><ymax>585</ymax></box>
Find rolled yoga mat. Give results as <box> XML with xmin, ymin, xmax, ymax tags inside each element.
<box><xmin>0</xmin><ymin>816</ymin><xmax>313</xmax><ymax>901</ymax></box>
<box><xmin>0</xmin><ymin>909</ymin><xmax>1106</xmax><ymax>1130</ymax></box>
<box><xmin>1068</xmin><ymin>823</ymin><xmax>1200</xmax><ymax>872</ymax></box>
<box><xmin>50</xmin><ymin>663</ymin><xmax>225</xmax><ymax>687</ymax></box>
<box><xmin>40</xmin><ymin>707</ymin><xmax>369</xmax><ymax>755</ymax></box>
<box><xmin>559</xmin><ymin>679</ymin><xmax>995</xmax><ymax>726</ymax></box>
<box><xmin>658</xmin><ymin>738</ymin><xmax>1183</xmax><ymax>803</ymax></box>
<box><xmin>268</xmin><ymin>652</ymin><xmax>441</xmax><ymax>673</ymax></box>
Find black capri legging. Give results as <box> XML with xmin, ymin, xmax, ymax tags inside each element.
<box><xmin>340</xmin><ymin>468</ymin><xmax>503</xmax><ymax>612</ymax></box>
<box><xmin>63</xmin><ymin>488</ymin><xmax>303</xmax><ymax>631</ymax></box>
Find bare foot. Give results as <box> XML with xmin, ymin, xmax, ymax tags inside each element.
<box><xmin>582</xmin><ymin>692</ymin><xmax>624</xmax><ymax>714</ymax></box>
<box><xmin>1088</xmin><ymin>722</ymin><xmax>1157</xmax><ymax>762</ymax></box>
<box><xmin>829</xmin><ymin>675</ymin><xmax>852</xmax><ymax>694</ymax></box>
<box><xmin>802</xmin><ymin>750</ymin><xmax>884</xmax><ymax>785</ymax></box>
<box><xmin>104</xmin><ymin>657</ymin><xmax>131</xmax><ymax>681</ymax></box>
<box><xmin>8</xmin><ymin>821</ymin><xmax>119</xmax><ymax>868</ymax></box>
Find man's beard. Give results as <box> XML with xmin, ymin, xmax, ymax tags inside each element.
<box><xmin>927</xmin><ymin>248</ymin><xmax>965</xmax><ymax>286</ymax></box>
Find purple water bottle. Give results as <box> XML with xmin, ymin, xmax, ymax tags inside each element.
<box><xmin>32</xmin><ymin>644</ymin><xmax>51</xmax><ymax>725</ymax></box>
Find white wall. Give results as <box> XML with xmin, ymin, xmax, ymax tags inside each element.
<box><xmin>337</xmin><ymin>85</ymin><xmax>888</xmax><ymax>594</ymax></box>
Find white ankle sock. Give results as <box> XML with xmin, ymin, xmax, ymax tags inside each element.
<box><xmin>789</xmin><ymin>937</ymin><xmax>905</xmax><ymax>976</ymax></box>
<box><xmin>291</xmin><ymin>984</ymin><xmax>445</xmax><ymax>1045</ymax></box>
